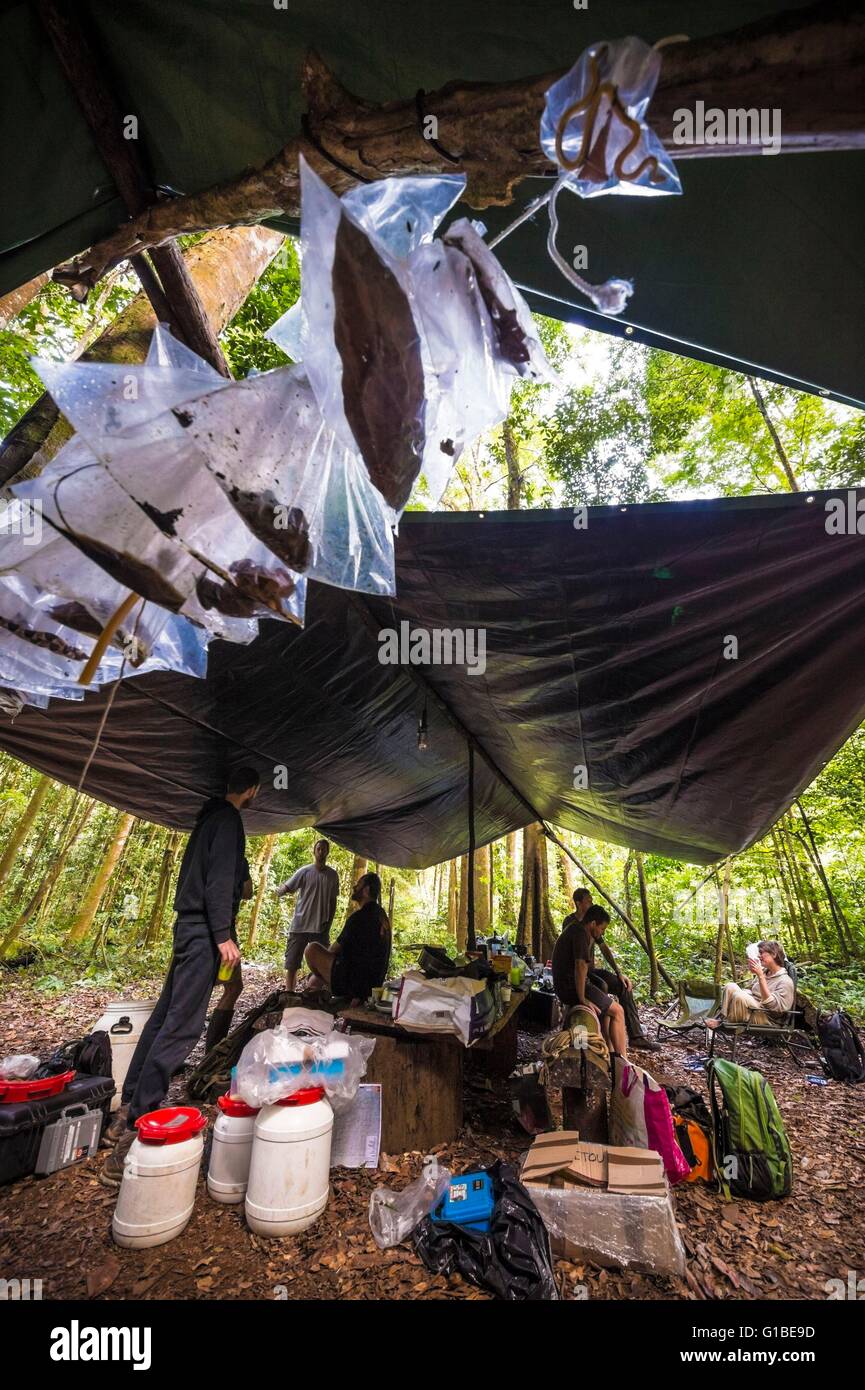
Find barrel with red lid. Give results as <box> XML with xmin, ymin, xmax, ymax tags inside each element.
<box><xmin>208</xmin><ymin>1093</ymin><xmax>259</xmax><ymax>1206</ymax></box>
<box><xmin>112</xmin><ymin>1105</ymin><xmax>207</xmax><ymax>1249</ymax></box>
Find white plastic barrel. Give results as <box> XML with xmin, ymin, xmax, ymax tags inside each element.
<box><xmin>245</xmin><ymin>1087</ymin><xmax>333</xmax><ymax>1237</ymax></box>
<box><xmin>112</xmin><ymin>1107</ymin><xmax>206</xmax><ymax>1249</ymax></box>
<box><xmin>92</xmin><ymin>1000</ymin><xmax>158</xmax><ymax>1111</ymax></box>
<box><xmin>207</xmin><ymin>1093</ymin><xmax>259</xmax><ymax>1205</ymax></box>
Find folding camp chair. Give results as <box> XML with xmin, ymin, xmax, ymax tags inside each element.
<box><xmin>705</xmin><ymin>962</ymin><xmax>825</xmax><ymax>1070</ymax></box>
<box><xmin>656</xmin><ymin>978</ymin><xmax>721</xmax><ymax>1040</ymax></box>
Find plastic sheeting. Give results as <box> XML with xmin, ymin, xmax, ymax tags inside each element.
<box><xmin>1</xmin><ymin>493</ymin><xmax>865</xmax><ymax>867</ymax></box>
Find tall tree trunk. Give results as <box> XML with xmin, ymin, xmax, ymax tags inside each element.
<box><xmin>0</xmin><ymin>775</ymin><xmax>51</xmax><ymax>890</ymax></box>
<box><xmin>245</xmin><ymin>834</ymin><xmax>276</xmax><ymax>949</ymax></box>
<box><xmin>0</xmin><ymin>799</ymin><xmax>93</xmax><ymax>956</ymax></box>
<box><xmin>447</xmin><ymin>859</ymin><xmax>458</xmax><ymax>939</ymax></box>
<box><xmin>502</xmin><ymin>418</ymin><xmax>522</xmax><ymax>509</ymax></box>
<box><xmin>635</xmin><ymin>852</ymin><xmax>660</xmax><ymax>997</ymax></box>
<box><xmin>144</xmin><ymin>832</ymin><xmax>179</xmax><ymax>947</ymax></box>
<box><xmin>518</xmin><ymin>823</ymin><xmax>557</xmax><ymax>961</ymax></box>
<box><xmin>0</xmin><ymin>226</ymin><xmax>284</xmax><ymax>486</ymax></box>
<box><xmin>457</xmin><ymin>855</ymin><xmax>468</xmax><ymax>953</ymax></box>
<box><xmin>473</xmin><ymin>844</ymin><xmax>491</xmax><ymax>937</ymax></box>
<box><xmin>68</xmin><ymin>812</ymin><xmax>135</xmax><ymax>944</ymax></box>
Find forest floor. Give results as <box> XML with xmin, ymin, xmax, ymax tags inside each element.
<box><xmin>1</xmin><ymin>966</ymin><xmax>864</xmax><ymax>1303</ymax></box>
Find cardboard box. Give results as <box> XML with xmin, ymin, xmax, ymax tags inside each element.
<box><xmin>522</xmin><ymin>1133</ymin><xmax>685</xmax><ymax>1275</ymax></box>
<box><xmin>521</xmin><ymin>1131</ymin><xmax>666</xmax><ymax>1195</ymax></box>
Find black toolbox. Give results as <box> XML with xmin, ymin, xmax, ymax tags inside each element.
<box><xmin>0</xmin><ymin>1074</ymin><xmax>115</xmax><ymax>1185</ymax></box>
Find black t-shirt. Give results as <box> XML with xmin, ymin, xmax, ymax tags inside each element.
<box><xmin>334</xmin><ymin>901</ymin><xmax>391</xmax><ymax>999</ymax></box>
<box><xmin>551</xmin><ymin>915</ymin><xmax>595</xmax><ymax>1006</ymax></box>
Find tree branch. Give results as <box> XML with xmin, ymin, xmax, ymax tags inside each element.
<box><xmin>53</xmin><ymin>3</ymin><xmax>865</xmax><ymax>295</ymax></box>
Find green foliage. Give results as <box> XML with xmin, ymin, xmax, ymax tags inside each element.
<box><xmin>0</xmin><ymin>274</ymin><xmax>136</xmax><ymax>436</ymax></box>
<box><xmin>220</xmin><ymin>241</ymin><xmax>300</xmax><ymax>379</ymax></box>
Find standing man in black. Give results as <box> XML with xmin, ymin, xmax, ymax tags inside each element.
<box><xmin>101</xmin><ymin>766</ymin><xmax>260</xmax><ymax>1184</ymax></box>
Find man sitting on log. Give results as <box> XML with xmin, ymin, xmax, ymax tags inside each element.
<box><xmin>304</xmin><ymin>870</ymin><xmax>391</xmax><ymax>1004</ymax></box>
<box><xmin>557</xmin><ymin>888</ymin><xmax>660</xmax><ymax>1053</ymax></box>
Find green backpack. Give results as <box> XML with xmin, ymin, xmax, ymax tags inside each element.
<box><xmin>706</xmin><ymin>1058</ymin><xmax>793</xmax><ymax>1201</ymax></box>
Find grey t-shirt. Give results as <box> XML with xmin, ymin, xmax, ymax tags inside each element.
<box><xmin>277</xmin><ymin>864</ymin><xmax>340</xmax><ymax>935</ymax></box>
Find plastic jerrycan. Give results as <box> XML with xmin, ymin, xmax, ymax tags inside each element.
<box><xmin>112</xmin><ymin>1107</ymin><xmax>207</xmax><ymax>1249</ymax></box>
<box><xmin>245</xmin><ymin>1087</ymin><xmax>333</xmax><ymax>1237</ymax></box>
<box><xmin>92</xmin><ymin>1000</ymin><xmax>158</xmax><ymax>1111</ymax></box>
<box><xmin>207</xmin><ymin>1093</ymin><xmax>259</xmax><ymax>1204</ymax></box>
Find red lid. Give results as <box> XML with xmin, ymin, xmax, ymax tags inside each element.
<box><xmin>135</xmin><ymin>1105</ymin><xmax>207</xmax><ymax>1144</ymax></box>
<box><xmin>0</xmin><ymin>1069</ymin><xmax>75</xmax><ymax>1104</ymax></box>
<box><xmin>217</xmin><ymin>1092</ymin><xmax>259</xmax><ymax>1118</ymax></box>
<box><xmin>276</xmin><ymin>1087</ymin><xmax>325</xmax><ymax>1107</ymax></box>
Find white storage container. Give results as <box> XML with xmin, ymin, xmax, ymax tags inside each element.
<box><xmin>92</xmin><ymin>999</ymin><xmax>158</xmax><ymax>1111</ymax></box>
<box><xmin>207</xmin><ymin>1093</ymin><xmax>259</xmax><ymax>1205</ymax></box>
<box><xmin>245</xmin><ymin>1087</ymin><xmax>333</xmax><ymax>1237</ymax></box>
<box><xmin>112</xmin><ymin>1107</ymin><xmax>206</xmax><ymax>1249</ymax></box>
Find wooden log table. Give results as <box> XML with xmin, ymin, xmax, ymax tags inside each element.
<box><xmin>337</xmin><ymin>990</ymin><xmax>529</xmax><ymax>1151</ymax></box>
<box><xmin>337</xmin><ymin>1004</ymin><xmax>464</xmax><ymax>1153</ymax></box>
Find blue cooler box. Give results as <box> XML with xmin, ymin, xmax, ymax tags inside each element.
<box><xmin>432</xmin><ymin>1171</ymin><xmax>494</xmax><ymax>1232</ymax></box>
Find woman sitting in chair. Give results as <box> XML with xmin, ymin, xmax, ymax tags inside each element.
<box><xmin>706</xmin><ymin>940</ymin><xmax>794</xmax><ymax>1030</ymax></box>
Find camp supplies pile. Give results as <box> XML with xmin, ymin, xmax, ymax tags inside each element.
<box><xmin>706</xmin><ymin>1058</ymin><xmax>793</xmax><ymax>1201</ymax></box>
<box><xmin>817</xmin><ymin>1010</ymin><xmax>865</xmax><ymax>1083</ymax></box>
<box><xmin>413</xmin><ymin>1159</ymin><xmax>558</xmax><ymax>1301</ymax></box>
<box><xmin>521</xmin><ymin>1132</ymin><xmax>686</xmax><ymax>1277</ymax></box>
<box><xmin>235</xmin><ymin>1007</ymin><xmax>375</xmax><ymax>1111</ymax></box>
<box><xmin>393</xmin><ymin>970</ymin><xmax>497</xmax><ymax>1046</ymax></box>
<box><xmin>0</xmin><ymin>166</ymin><xmax>552</xmax><ymax>711</ymax></box>
<box><xmin>369</xmin><ymin>1163</ymin><xmax>452</xmax><ymax>1250</ymax></box>
<box><xmin>609</xmin><ymin>1057</ymin><xmax>691</xmax><ymax>1185</ymax></box>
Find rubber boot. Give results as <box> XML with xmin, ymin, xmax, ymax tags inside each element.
<box><xmin>204</xmin><ymin>1008</ymin><xmax>233</xmax><ymax>1055</ymax></box>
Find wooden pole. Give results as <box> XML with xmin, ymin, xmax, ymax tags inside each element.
<box><xmin>466</xmin><ymin>742</ymin><xmax>476</xmax><ymax>953</ymax></box>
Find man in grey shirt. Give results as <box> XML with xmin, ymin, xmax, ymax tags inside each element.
<box><xmin>276</xmin><ymin>838</ymin><xmax>340</xmax><ymax>992</ymax></box>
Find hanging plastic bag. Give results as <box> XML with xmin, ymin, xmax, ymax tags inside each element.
<box><xmin>412</xmin><ymin>1160</ymin><xmax>558</xmax><ymax>1301</ymax></box>
<box><xmin>173</xmin><ymin>365</ymin><xmax>397</xmax><ymax>595</ymax></box>
<box><xmin>369</xmin><ymin>1165</ymin><xmax>452</xmax><ymax>1249</ymax></box>
<box><xmin>540</xmin><ymin>37</ymin><xmax>681</xmax><ymax>199</ymax></box>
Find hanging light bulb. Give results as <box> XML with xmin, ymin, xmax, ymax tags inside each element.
<box><xmin>417</xmin><ymin>701</ymin><xmax>429</xmax><ymax>752</ymax></box>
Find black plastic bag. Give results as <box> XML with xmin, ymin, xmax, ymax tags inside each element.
<box><xmin>412</xmin><ymin>1160</ymin><xmax>558</xmax><ymax>1301</ymax></box>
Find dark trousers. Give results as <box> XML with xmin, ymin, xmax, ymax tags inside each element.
<box><xmin>121</xmin><ymin>915</ymin><xmax>220</xmax><ymax>1122</ymax></box>
<box><xmin>589</xmin><ymin>969</ymin><xmax>645</xmax><ymax>1041</ymax></box>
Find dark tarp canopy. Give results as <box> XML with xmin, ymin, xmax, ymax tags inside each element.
<box><xmin>2</xmin><ymin>496</ymin><xmax>864</xmax><ymax>868</ymax></box>
<box><xmin>3</xmin><ymin>0</ymin><xmax>865</xmax><ymax>407</ymax></box>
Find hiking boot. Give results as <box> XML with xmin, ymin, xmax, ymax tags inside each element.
<box><xmin>99</xmin><ymin>1126</ymin><xmax>137</xmax><ymax>1187</ymax></box>
<box><xmin>102</xmin><ymin>1103</ymin><xmax>130</xmax><ymax>1148</ymax></box>
<box><xmin>631</xmin><ymin>1035</ymin><xmax>662</xmax><ymax>1053</ymax></box>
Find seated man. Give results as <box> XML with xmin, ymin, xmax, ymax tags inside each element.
<box><xmin>561</xmin><ymin>887</ymin><xmax>660</xmax><ymax>1052</ymax></box>
<box><xmin>706</xmin><ymin>940</ymin><xmax>794</xmax><ymax>1029</ymax></box>
<box><xmin>305</xmin><ymin>871</ymin><xmax>391</xmax><ymax>1003</ymax></box>
<box><xmin>552</xmin><ymin>905</ymin><xmax>629</xmax><ymax>1059</ymax></box>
